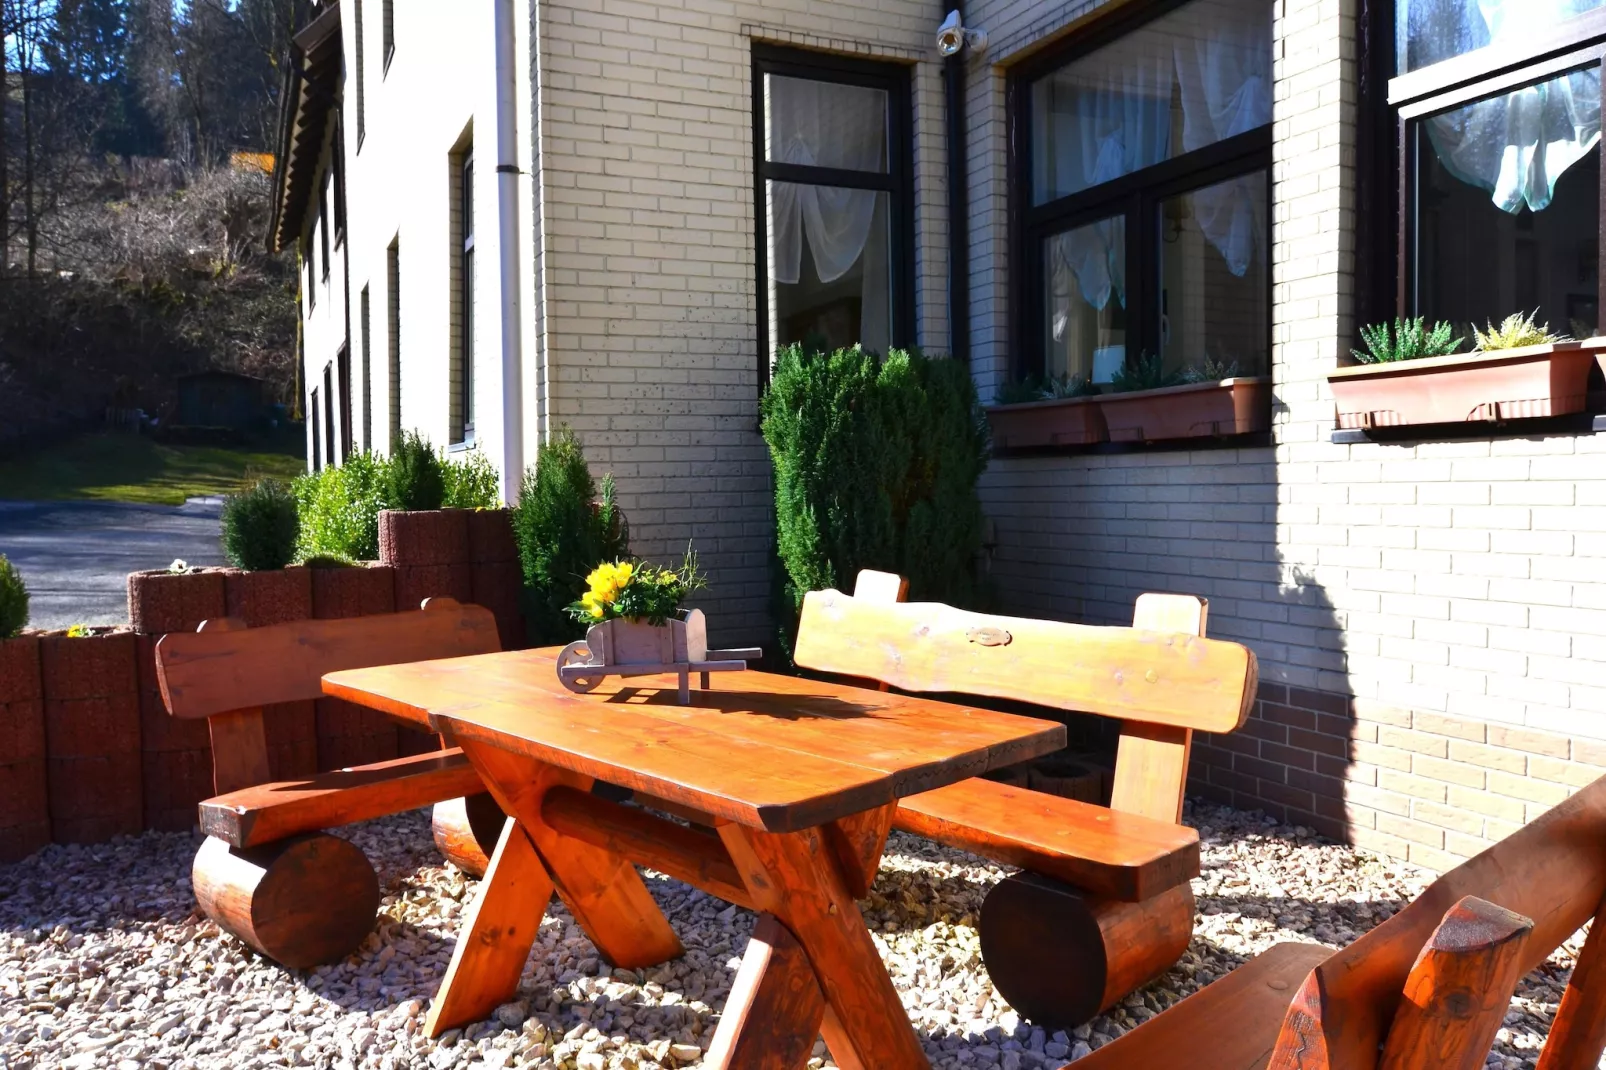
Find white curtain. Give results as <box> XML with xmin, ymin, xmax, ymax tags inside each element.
<box><xmin>1416</xmin><ymin>1</ymin><xmax>1601</xmax><ymax>214</ymax></box>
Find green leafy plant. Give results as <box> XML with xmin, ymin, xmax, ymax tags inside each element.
<box><xmin>1047</xmin><ymin>373</ymin><xmax>1102</xmax><ymax>399</ymax></box>
<box><xmin>0</xmin><ymin>554</ymin><xmax>28</xmax><ymax>640</ymax></box>
<box><xmin>567</xmin><ymin>549</ymin><xmax>707</xmax><ymax>627</ymax></box>
<box><xmin>1178</xmin><ymin>356</ymin><xmax>1244</xmax><ymax>384</ymax></box>
<box><xmin>385</xmin><ymin>430</ymin><xmax>446</xmax><ymax>511</ymax></box>
<box><xmin>512</xmin><ymin>427</ymin><xmax>631</xmax><ymax>644</ymax></box>
<box><xmin>1111</xmin><ymin>352</ymin><xmax>1184</xmax><ymax>392</ymax></box>
<box><xmin>1473</xmin><ymin>309</ymin><xmax>1569</xmax><ymax>352</ymax></box>
<box><xmin>995</xmin><ymin>373</ymin><xmax>1100</xmax><ymax>405</ymax></box>
<box><xmin>294</xmin><ymin>451</ymin><xmax>392</xmax><ymax>562</ymax></box>
<box><xmin>301</xmin><ymin>554</ymin><xmax>357</xmax><ymax>569</ymax></box>
<box><xmin>444</xmin><ymin>449</ymin><xmax>502</xmax><ymax>509</ymax></box>
<box><xmin>761</xmin><ymin>345</ymin><xmax>989</xmax><ymax>654</ymax></box>
<box><xmin>221</xmin><ymin>477</ymin><xmax>300</xmax><ymax>571</ymax></box>
<box><xmin>1353</xmin><ymin>317</ymin><xmax>1463</xmax><ymax>364</ymax></box>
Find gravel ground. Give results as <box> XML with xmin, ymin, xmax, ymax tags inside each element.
<box><xmin>0</xmin><ymin>801</ymin><xmax>1580</xmax><ymax>1070</ymax></box>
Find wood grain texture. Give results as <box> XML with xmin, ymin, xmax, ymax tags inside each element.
<box><xmin>894</xmin><ymin>778</ymin><xmax>1199</xmax><ymax>901</ymax></box>
<box><xmin>793</xmin><ymin>589</ymin><xmax>1256</xmax><ymax>734</ymax></box>
<box><xmin>1269</xmin><ymin>773</ymin><xmax>1606</xmax><ymax>1070</ymax></box>
<box><xmin>156</xmin><ymin>597</ymin><xmax>500</xmax><ymax>721</ymax></box>
<box><xmin>1379</xmin><ymin>895</ymin><xmax>1532</xmax><ymax>1070</ymax></box>
<box><xmin>208</xmin><ymin>707</ymin><xmax>273</xmax><ymax>795</ymax></box>
<box><xmin>1535</xmin><ymin>893</ymin><xmax>1606</xmax><ymax>1070</ymax></box>
<box><xmin>719</xmin><ymin>822</ymin><xmax>930</xmax><ymax>1070</ymax></box>
<box><xmin>703</xmin><ymin>914</ymin><xmax>827</xmax><ymax>1070</ymax></box>
<box><xmin>1068</xmin><ymin>942</ymin><xmax>1333</xmax><ymax>1070</ymax></box>
<box><xmin>431</xmin><ymin>793</ymin><xmax>508</xmax><ymax>878</ymax></box>
<box><xmin>198</xmin><ymin>749</ymin><xmax>485</xmax><ymax>847</ymax></box>
<box><xmin>852</xmin><ymin>570</ymin><xmax>910</xmax><ymax>605</ymax></box>
<box><xmin>1108</xmin><ymin>594</ymin><xmax>1208</xmax><ymax>823</ymax></box>
<box><xmin>425</xmin><ymin>818</ymin><xmax>553</xmax><ymax>1037</ymax></box>
<box><xmin>455</xmin><ymin>740</ymin><xmax>684</xmax><ymax>970</ymax></box>
<box><xmin>824</xmin><ymin>804</ymin><xmax>895</xmax><ymax>900</ymax></box>
<box><xmin>192</xmin><ymin>832</ymin><xmax>379</xmax><ymax>969</ymax></box>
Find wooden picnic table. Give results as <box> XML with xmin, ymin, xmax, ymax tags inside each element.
<box><xmin>324</xmin><ymin>645</ymin><xmax>1066</xmax><ymax>1070</ymax></box>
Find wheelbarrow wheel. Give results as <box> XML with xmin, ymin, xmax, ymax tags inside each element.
<box><xmin>557</xmin><ymin>640</ymin><xmax>605</xmax><ymax>693</ymax></box>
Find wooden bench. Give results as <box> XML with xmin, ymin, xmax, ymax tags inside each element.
<box><xmin>793</xmin><ymin>572</ymin><xmax>1257</xmax><ymax>1026</ymax></box>
<box><xmin>1070</xmin><ymin>769</ymin><xmax>1606</xmax><ymax>1070</ymax></box>
<box><xmin>154</xmin><ymin>596</ymin><xmax>503</xmax><ymax>967</ymax></box>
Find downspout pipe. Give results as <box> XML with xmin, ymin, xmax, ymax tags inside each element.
<box><xmin>943</xmin><ymin>3</ymin><xmax>970</xmax><ymax>363</ymax></box>
<box><xmin>493</xmin><ymin>0</ymin><xmax>525</xmax><ymax>503</ymax></box>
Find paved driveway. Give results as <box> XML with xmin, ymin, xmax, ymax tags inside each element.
<box><xmin>0</xmin><ymin>500</ymin><xmax>225</xmax><ymax>630</ymax></box>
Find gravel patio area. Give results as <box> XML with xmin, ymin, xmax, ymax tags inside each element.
<box><xmin>0</xmin><ymin>801</ymin><xmax>1577</xmax><ymax>1070</ymax></box>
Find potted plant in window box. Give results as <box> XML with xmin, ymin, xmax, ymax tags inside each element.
<box><xmin>1096</xmin><ymin>355</ymin><xmax>1272</xmax><ymax>443</ymax></box>
<box><xmin>1329</xmin><ymin>313</ymin><xmax>1605</xmax><ymax>429</ymax></box>
<box><xmin>984</xmin><ymin>375</ymin><xmax>1109</xmax><ymax>449</ymax></box>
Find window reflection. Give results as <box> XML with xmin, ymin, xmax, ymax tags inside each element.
<box><xmin>1044</xmin><ymin>217</ymin><xmax>1127</xmax><ymax>383</ymax></box>
<box><xmin>1159</xmin><ymin>171</ymin><xmax>1268</xmax><ymax>378</ymax></box>
<box><xmin>1397</xmin><ymin>0</ymin><xmax>1606</xmax><ymax>73</ymax></box>
<box><xmin>770</xmin><ymin>183</ymin><xmax>892</xmax><ymax>355</ymax></box>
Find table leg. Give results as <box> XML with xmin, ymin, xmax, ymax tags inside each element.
<box><xmin>825</xmin><ymin>806</ymin><xmax>895</xmax><ymax>900</ymax></box>
<box><xmin>426</xmin><ymin>817</ymin><xmax>552</xmax><ymax>1037</ymax></box>
<box><xmin>719</xmin><ymin>813</ymin><xmax>930</xmax><ymax>1070</ymax></box>
<box><xmin>457</xmin><ymin>740</ymin><xmax>684</xmax><ymax>969</ymax></box>
<box><xmin>704</xmin><ymin>914</ymin><xmax>826</xmax><ymax>1070</ymax></box>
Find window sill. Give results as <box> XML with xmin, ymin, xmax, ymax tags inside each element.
<box><xmin>1331</xmin><ymin>412</ymin><xmax>1606</xmax><ymax>445</ymax></box>
<box><xmin>447</xmin><ymin>437</ymin><xmax>476</xmax><ymax>453</ymax></box>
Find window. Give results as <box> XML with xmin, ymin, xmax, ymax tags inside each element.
<box><xmin>305</xmin><ymin>247</ymin><xmax>316</xmax><ymax>311</ymax></box>
<box><xmin>752</xmin><ymin>45</ymin><xmax>914</xmax><ymax>381</ymax></box>
<box><xmin>354</xmin><ymin>0</ymin><xmax>366</xmax><ymax>146</ymax></box>
<box><xmin>387</xmin><ymin>238</ymin><xmax>401</xmax><ymax>451</ymax></box>
<box><xmin>332</xmin><ymin>125</ymin><xmax>347</xmax><ymax>245</ymax></box>
<box><xmin>311</xmin><ymin>387</ymin><xmax>322</xmax><ymax>470</ymax></box>
<box><xmin>1390</xmin><ymin>1</ymin><xmax>1606</xmax><ymax>341</ymax></box>
<box><xmin>337</xmin><ymin>344</ymin><xmax>353</xmax><ymax>459</ymax></box>
<box><xmin>324</xmin><ymin>363</ymin><xmax>337</xmax><ymax>468</ymax></box>
<box><xmin>382</xmin><ymin>0</ymin><xmax>394</xmax><ymax>72</ymax></box>
<box><xmin>360</xmin><ymin>284</ymin><xmax>372</xmax><ymax>450</ymax></box>
<box><xmin>452</xmin><ymin>149</ymin><xmax>475</xmax><ymax>445</ymax></box>
<box><xmin>1012</xmin><ymin>0</ymin><xmax>1273</xmax><ymax>388</ymax></box>
<box><xmin>319</xmin><ymin>168</ymin><xmax>331</xmax><ymax>281</ymax></box>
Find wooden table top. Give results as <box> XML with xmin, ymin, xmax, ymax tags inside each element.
<box><xmin>324</xmin><ymin>647</ymin><xmax>1066</xmax><ymax>831</ymax></box>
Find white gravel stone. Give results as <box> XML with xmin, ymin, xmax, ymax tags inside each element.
<box><xmin>0</xmin><ymin>803</ymin><xmax>1580</xmax><ymax>1068</ymax></box>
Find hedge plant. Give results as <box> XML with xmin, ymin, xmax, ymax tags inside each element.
<box><xmin>512</xmin><ymin>427</ymin><xmax>629</xmax><ymax>645</ymax></box>
<box><xmin>0</xmin><ymin>554</ymin><xmax>28</xmax><ymax>639</ymax></box>
<box><xmin>222</xmin><ymin>478</ymin><xmax>300</xmax><ymax>571</ymax></box>
<box><xmin>761</xmin><ymin>345</ymin><xmax>989</xmax><ymax>652</ymax></box>
<box><xmin>294</xmin><ymin>451</ymin><xmax>391</xmax><ymax>561</ymax></box>
<box><xmin>444</xmin><ymin>449</ymin><xmax>501</xmax><ymax>509</ymax></box>
<box><xmin>385</xmin><ymin>430</ymin><xmax>446</xmax><ymax>511</ymax></box>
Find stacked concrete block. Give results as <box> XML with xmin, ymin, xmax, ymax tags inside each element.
<box><xmin>466</xmin><ymin>510</ymin><xmax>524</xmax><ymax>651</ymax></box>
<box><xmin>223</xmin><ymin>567</ymin><xmax>318</xmax><ymax>781</ymax></box>
<box><xmin>0</xmin><ymin>635</ymin><xmax>49</xmax><ymax>861</ymax></box>
<box><xmin>311</xmin><ymin>564</ymin><xmax>400</xmax><ymax>771</ymax></box>
<box><xmin>41</xmin><ymin>630</ymin><xmax>142</xmax><ymax>843</ymax></box>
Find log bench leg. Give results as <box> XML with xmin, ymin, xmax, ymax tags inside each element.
<box><xmin>432</xmin><ymin>793</ymin><xmax>508</xmax><ymax>878</ymax></box>
<box><xmin>704</xmin><ymin>914</ymin><xmax>826</xmax><ymax>1070</ymax></box>
<box><xmin>979</xmin><ymin>874</ymin><xmax>1195</xmax><ymax>1027</ymax></box>
<box><xmin>192</xmin><ymin>832</ymin><xmax>380</xmax><ymax>970</ymax></box>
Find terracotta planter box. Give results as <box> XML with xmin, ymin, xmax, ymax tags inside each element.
<box><xmin>1099</xmin><ymin>377</ymin><xmax>1272</xmax><ymax>443</ymax></box>
<box><xmin>127</xmin><ymin>568</ymin><xmax>227</xmax><ymax>635</ymax></box>
<box><xmin>1328</xmin><ymin>341</ymin><xmax>1605</xmax><ymax>429</ymax></box>
<box><xmin>985</xmin><ymin>396</ymin><xmax>1108</xmax><ymax>450</ymax></box>
<box><xmin>0</xmin><ymin>635</ymin><xmax>49</xmax><ymax>861</ymax></box>
<box><xmin>39</xmin><ymin>629</ymin><xmax>142</xmax><ymax>843</ymax></box>
<box><xmin>379</xmin><ymin>509</ymin><xmax>471</xmax><ymax>567</ymax></box>
<box><xmin>466</xmin><ymin>509</ymin><xmax>518</xmax><ymax>565</ymax></box>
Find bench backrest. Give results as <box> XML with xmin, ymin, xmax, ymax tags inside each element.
<box><xmin>797</xmin><ymin>570</ymin><xmax>1250</xmax><ymax>823</ymax></box>
<box><xmin>155</xmin><ymin>596</ymin><xmax>502</xmax><ymax>794</ymax></box>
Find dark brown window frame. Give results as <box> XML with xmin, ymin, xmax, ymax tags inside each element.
<box><xmin>750</xmin><ymin>43</ymin><xmax>916</xmax><ymax>391</ymax></box>
<box><xmin>1005</xmin><ymin>0</ymin><xmax>1275</xmax><ymax>388</ymax></box>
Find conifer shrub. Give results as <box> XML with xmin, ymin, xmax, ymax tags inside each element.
<box><xmin>221</xmin><ymin>478</ymin><xmax>300</xmax><ymax>571</ymax></box>
<box><xmin>0</xmin><ymin>553</ymin><xmax>28</xmax><ymax>639</ymax></box>
<box><xmin>761</xmin><ymin>345</ymin><xmax>989</xmax><ymax>651</ymax></box>
<box><xmin>511</xmin><ymin>428</ymin><xmax>630</xmax><ymax>644</ymax></box>
<box><xmin>385</xmin><ymin>430</ymin><xmax>447</xmax><ymax>511</ymax></box>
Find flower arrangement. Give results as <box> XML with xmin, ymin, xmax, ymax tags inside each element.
<box><xmin>568</xmin><ymin>549</ymin><xmax>706</xmax><ymax>627</ymax></box>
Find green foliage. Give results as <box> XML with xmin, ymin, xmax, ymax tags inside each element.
<box><xmin>512</xmin><ymin>428</ymin><xmax>631</xmax><ymax>645</ymax></box>
<box><xmin>1177</xmin><ymin>356</ymin><xmax>1244</xmax><ymax>384</ymax></box>
<box><xmin>0</xmin><ymin>555</ymin><xmax>28</xmax><ymax>640</ymax></box>
<box><xmin>761</xmin><ymin>345</ymin><xmax>989</xmax><ymax>653</ymax></box>
<box><xmin>221</xmin><ymin>477</ymin><xmax>299</xmax><ymax>571</ymax></box>
<box><xmin>568</xmin><ymin>550</ymin><xmax>707</xmax><ymax>628</ymax></box>
<box><xmin>995</xmin><ymin>373</ymin><xmax>1101</xmax><ymax>404</ymax></box>
<box><xmin>444</xmin><ymin>449</ymin><xmax>502</xmax><ymax>509</ymax></box>
<box><xmin>385</xmin><ymin>431</ymin><xmax>446</xmax><ymax>511</ymax></box>
<box><xmin>1474</xmin><ymin>309</ymin><xmax>1568</xmax><ymax>351</ymax></box>
<box><xmin>1353</xmin><ymin>317</ymin><xmax>1464</xmax><ymax>364</ymax></box>
<box><xmin>294</xmin><ymin>451</ymin><xmax>391</xmax><ymax>562</ymax></box>
<box><xmin>1111</xmin><ymin>352</ymin><xmax>1184</xmax><ymax>392</ymax></box>
<box><xmin>301</xmin><ymin>554</ymin><xmax>356</xmax><ymax>569</ymax></box>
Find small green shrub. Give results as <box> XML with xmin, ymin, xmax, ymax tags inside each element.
<box><xmin>222</xmin><ymin>478</ymin><xmax>300</xmax><ymax>571</ymax></box>
<box><xmin>0</xmin><ymin>554</ymin><xmax>28</xmax><ymax>639</ymax></box>
<box><xmin>994</xmin><ymin>373</ymin><xmax>1100</xmax><ymax>405</ymax></box>
<box><xmin>301</xmin><ymin>554</ymin><xmax>357</xmax><ymax>569</ymax></box>
<box><xmin>444</xmin><ymin>449</ymin><xmax>502</xmax><ymax>509</ymax></box>
<box><xmin>1474</xmin><ymin>309</ymin><xmax>1568</xmax><ymax>351</ymax></box>
<box><xmin>512</xmin><ymin>428</ymin><xmax>630</xmax><ymax>644</ymax></box>
<box><xmin>294</xmin><ymin>451</ymin><xmax>391</xmax><ymax>562</ymax></box>
<box><xmin>1353</xmin><ymin>317</ymin><xmax>1463</xmax><ymax>364</ymax></box>
<box><xmin>385</xmin><ymin>430</ymin><xmax>446</xmax><ymax>511</ymax></box>
<box><xmin>1178</xmin><ymin>356</ymin><xmax>1243</xmax><ymax>384</ymax></box>
<box><xmin>1111</xmin><ymin>352</ymin><xmax>1184</xmax><ymax>392</ymax></box>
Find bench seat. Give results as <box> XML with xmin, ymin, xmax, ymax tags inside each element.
<box><xmin>894</xmin><ymin>777</ymin><xmax>1201</xmax><ymax>902</ymax></box>
<box><xmin>200</xmin><ymin>748</ymin><xmax>485</xmax><ymax>848</ymax></box>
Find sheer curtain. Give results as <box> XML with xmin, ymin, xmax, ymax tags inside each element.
<box><xmin>1414</xmin><ymin>0</ymin><xmax>1601</xmax><ymax>213</ymax></box>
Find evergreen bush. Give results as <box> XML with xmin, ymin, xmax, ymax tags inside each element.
<box><xmin>511</xmin><ymin>427</ymin><xmax>630</xmax><ymax>644</ymax></box>
<box><xmin>385</xmin><ymin>430</ymin><xmax>447</xmax><ymax>511</ymax></box>
<box><xmin>761</xmin><ymin>345</ymin><xmax>989</xmax><ymax>651</ymax></box>
<box><xmin>294</xmin><ymin>451</ymin><xmax>391</xmax><ymax>561</ymax></box>
<box><xmin>0</xmin><ymin>554</ymin><xmax>28</xmax><ymax>639</ymax></box>
<box><xmin>221</xmin><ymin>478</ymin><xmax>300</xmax><ymax>571</ymax></box>
<box><xmin>444</xmin><ymin>449</ymin><xmax>502</xmax><ymax>509</ymax></box>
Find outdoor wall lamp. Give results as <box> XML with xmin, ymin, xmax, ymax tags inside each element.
<box><xmin>936</xmin><ymin>10</ymin><xmax>988</xmax><ymax>57</ymax></box>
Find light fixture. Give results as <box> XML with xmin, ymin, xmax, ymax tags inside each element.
<box><xmin>936</xmin><ymin>10</ymin><xmax>987</xmax><ymax>57</ymax></box>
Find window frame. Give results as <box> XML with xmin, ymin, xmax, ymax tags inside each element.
<box><xmin>750</xmin><ymin>43</ymin><xmax>916</xmax><ymax>390</ymax></box>
<box><xmin>354</xmin><ymin>0</ymin><xmax>366</xmax><ymax>148</ymax></box>
<box><xmin>382</xmin><ymin>0</ymin><xmax>395</xmax><ymax>74</ymax></box>
<box><xmin>452</xmin><ymin>149</ymin><xmax>475</xmax><ymax>446</ymax></box>
<box><xmin>1006</xmin><ymin>0</ymin><xmax>1275</xmax><ymax>388</ymax></box>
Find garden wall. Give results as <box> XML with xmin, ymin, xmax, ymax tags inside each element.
<box><xmin>0</xmin><ymin>508</ymin><xmax>523</xmax><ymax>862</ymax></box>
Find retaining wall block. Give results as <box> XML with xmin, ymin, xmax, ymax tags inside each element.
<box><xmin>0</xmin><ymin>635</ymin><xmax>49</xmax><ymax>861</ymax></box>
<box><xmin>472</xmin><ymin>561</ymin><xmax>525</xmax><ymax>651</ymax></box>
<box><xmin>40</xmin><ymin>630</ymin><xmax>142</xmax><ymax>843</ymax></box>
<box><xmin>466</xmin><ymin>509</ymin><xmax>518</xmax><ymax>565</ymax></box>
<box><xmin>312</xmin><ymin>564</ymin><xmax>401</xmax><ymax>772</ymax></box>
<box><xmin>223</xmin><ymin>568</ymin><xmax>316</xmax><ymax>781</ymax></box>
<box><xmin>379</xmin><ymin>509</ymin><xmax>470</xmax><ymax>567</ymax></box>
<box><xmin>126</xmin><ymin>568</ymin><xmax>227</xmax><ymax>635</ymax></box>
<box><xmin>393</xmin><ymin>564</ymin><xmax>473</xmax><ymax>615</ymax></box>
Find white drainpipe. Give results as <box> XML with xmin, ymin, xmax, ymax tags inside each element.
<box><xmin>493</xmin><ymin>0</ymin><xmax>524</xmax><ymax>504</ymax></box>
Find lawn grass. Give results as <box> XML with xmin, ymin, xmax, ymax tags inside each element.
<box><xmin>0</xmin><ymin>432</ymin><xmax>306</xmax><ymax>506</ymax></box>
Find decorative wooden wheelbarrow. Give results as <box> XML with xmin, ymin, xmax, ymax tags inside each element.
<box><xmin>556</xmin><ymin>608</ymin><xmax>762</xmax><ymax>703</ymax></box>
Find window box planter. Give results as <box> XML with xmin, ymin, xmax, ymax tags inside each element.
<box><xmin>1328</xmin><ymin>341</ymin><xmax>1605</xmax><ymax>430</ymax></box>
<box><xmin>985</xmin><ymin>396</ymin><xmax>1108</xmax><ymax>449</ymax></box>
<box><xmin>1098</xmin><ymin>376</ymin><xmax>1272</xmax><ymax>443</ymax></box>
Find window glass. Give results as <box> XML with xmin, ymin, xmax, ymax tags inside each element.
<box><xmin>768</xmin><ymin>182</ymin><xmax>891</xmax><ymax>355</ymax></box>
<box><xmin>1415</xmin><ymin>70</ymin><xmax>1603</xmax><ymax>338</ymax></box>
<box><xmin>1029</xmin><ymin>0</ymin><xmax>1271</xmax><ymax>205</ymax></box>
<box><xmin>765</xmin><ymin>75</ymin><xmax>888</xmax><ymax>173</ymax></box>
<box><xmin>1044</xmin><ymin>215</ymin><xmax>1127</xmax><ymax>383</ymax></box>
<box><xmin>1397</xmin><ymin>0</ymin><xmax>1606</xmax><ymax>73</ymax></box>
<box><xmin>1158</xmin><ymin>170</ymin><xmax>1269</xmax><ymax>377</ymax></box>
